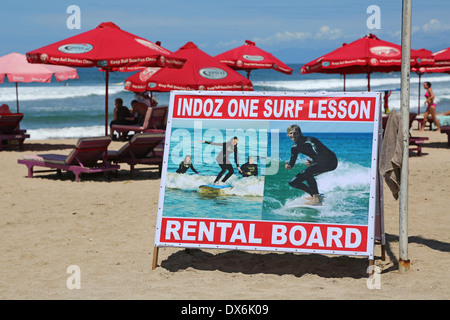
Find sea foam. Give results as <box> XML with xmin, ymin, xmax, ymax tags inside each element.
<box><xmin>27</xmin><ymin>125</ymin><xmax>105</xmax><ymax>140</ymax></box>
<box><xmin>0</xmin><ymin>84</ymin><xmax>125</xmax><ymax>102</ymax></box>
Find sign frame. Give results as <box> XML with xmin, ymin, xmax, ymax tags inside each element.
<box><xmin>154</xmin><ymin>90</ymin><xmax>382</xmax><ymax>265</ymax></box>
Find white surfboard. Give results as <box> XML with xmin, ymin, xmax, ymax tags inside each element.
<box><xmin>286</xmin><ymin>195</ymin><xmax>323</xmax><ymax>211</ymax></box>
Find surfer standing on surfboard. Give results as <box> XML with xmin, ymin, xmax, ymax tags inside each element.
<box><xmin>201</xmin><ymin>137</ymin><xmax>242</xmax><ymax>185</ymax></box>
<box><xmin>285</xmin><ymin>125</ymin><xmax>338</xmax><ymax>206</ymax></box>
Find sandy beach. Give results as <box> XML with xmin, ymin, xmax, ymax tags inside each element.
<box><xmin>0</xmin><ymin>123</ymin><xmax>449</xmax><ymax>300</ymax></box>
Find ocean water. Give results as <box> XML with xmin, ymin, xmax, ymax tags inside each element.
<box><xmin>161</xmin><ymin>124</ymin><xmax>375</xmax><ymax>225</ymax></box>
<box><xmin>1</xmin><ymin>64</ymin><xmax>450</xmax><ymax>140</ymax></box>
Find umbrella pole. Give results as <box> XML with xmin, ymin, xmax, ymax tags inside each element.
<box><xmin>246</xmin><ymin>70</ymin><xmax>251</xmax><ymax>79</ymax></box>
<box><xmin>343</xmin><ymin>74</ymin><xmax>346</xmax><ymax>92</ymax></box>
<box><xmin>105</xmin><ymin>69</ymin><xmax>109</xmax><ymax>136</ymax></box>
<box><xmin>417</xmin><ymin>73</ymin><xmax>422</xmax><ymax>115</ymax></box>
<box><xmin>367</xmin><ymin>73</ymin><xmax>371</xmax><ymax>91</ymax></box>
<box><xmin>15</xmin><ymin>82</ymin><xmax>19</xmax><ymax>113</ymax></box>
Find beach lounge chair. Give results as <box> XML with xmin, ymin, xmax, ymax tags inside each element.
<box><xmin>111</xmin><ymin>106</ymin><xmax>167</xmax><ymax>140</ymax></box>
<box><xmin>441</xmin><ymin>126</ymin><xmax>450</xmax><ymax>146</ymax></box>
<box><xmin>17</xmin><ymin>136</ymin><xmax>119</xmax><ymax>182</ymax></box>
<box><xmin>0</xmin><ymin>104</ymin><xmax>30</xmax><ymax>151</ymax></box>
<box><xmin>408</xmin><ymin>113</ymin><xmax>429</xmax><ymax>156</ymax></box>
<box><xmin>382</xmin><ymin>111</ymin><xmax>429</xmax><ymax>156</ymax></box>
<box><xmin>144</xmin><ymin>105</ymin><xmax>168</xmax><ymax>131</ymax></box>
<box><xmin>108</xmin><ymin>132</ymin><xmax>165</xmax><ymax>178</ymax></box>
<box><xmin>415</xmin><ymin>115</ymin><xmax>434</xmax><ymax>131</ymax></box>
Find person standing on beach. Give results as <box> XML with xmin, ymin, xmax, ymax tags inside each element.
<box><xmin>383</xmin><ymin>90</ymin><xmax>391</xmax><ymax>114</ymax></box>
<box><xmin>285</xmin><ymin>124</ymin><xmax>338</xmax><ymax>206</ymax></box>
<box><xmin>421</xmin><ymin>82</ymin><xmax>441</xmax><ymax>132</ymax></box>
<box><xmin>201</xmin><ymin>137</ymin><xmax>242</xmax><ymax>184</ymax></box>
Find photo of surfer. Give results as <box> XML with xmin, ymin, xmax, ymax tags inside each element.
<box><xmin>175</xmin><ymin>155</ymin><xmax>199</xmax><ymax>174</ymax></box>
<box><xmin>285</xmin><ymin>124</ymin><xmax>338</xmax><ymax>206</ymax></box>
<box><xmin>240</xmin><ymin>156</ymin><xmax>258</xmax><ymax>178</ymax></box>
<box><xmin>201</xmin><ymin>136</ymin><xmax>242</xmax><ymax>185</ymax></box>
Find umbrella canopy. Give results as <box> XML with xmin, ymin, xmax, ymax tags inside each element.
<box><xmin>433</xmin><ymin>47</ymin><xmax>450</xmax><ymax>67</ymax></box>
<box><xmin>215</xmin><ymin>40</ymin><xmax>293</xmax><ymax>79</ymax></box>
<box><xmin>0</xmin><ymin>52</ymin><xmax>78</xmax><ymax>112</ymax></box>
<box><xmin>26</xmin><ymin>22</ymin><xmax>184</xmax><ymax>69</ymax></box>
<box><xmin>26</xmin><ymin>22</ymin><xmax>185</xmax><ymax>135</ymax></box>
<box><xmin>125</xmin><ymin>42</ymin><xmax>253</xmax><ymax>93</ymax></box>
<box><xmin>413</xmin><ymin>47</ymin><xmax>450</xmax><ymax>73</ymax></box>
<box><xmin>301</xmin><ymin>34</ymin><xmax>435</xmax><ymax>91</ymax></box>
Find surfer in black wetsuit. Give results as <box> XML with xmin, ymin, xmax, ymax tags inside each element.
<box><xmin>240</xmin><ymin>156</ymin><xmax>258</xmax><ymax>177</ymax></box>
<box><xmin>176</xmin><ymin>155</ymin><xmax>199</xmax><ymax>174</ymax></box>
<box><xmin>201</xmin><ymin>136</ymin><xmax>242</xmax><ymax>184</ymax></box>
<box><xmin>285</xmin><ymin>124</ymin><xmax>338</xmax><ymax>206</ymax></box>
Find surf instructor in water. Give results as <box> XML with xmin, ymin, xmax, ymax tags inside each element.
<box><xmin>201</xmin><ymin>136</ymin><xmax>242</xmax><ymax>185</ymax></box>
<box><xmin>285</xmin><ymin>125</ymin><xmax>338</xmax><ymax>206</ymax></box>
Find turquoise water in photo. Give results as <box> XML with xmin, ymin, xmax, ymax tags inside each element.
<box><xmin>162</xmin><ymin>125</ymin><xmax>267</xmax><ymax>221</ymax></box>
<box><xmin>262</xmin><ymin>131</ymin><xmax>373</xmax><ymax>225</ymax></box>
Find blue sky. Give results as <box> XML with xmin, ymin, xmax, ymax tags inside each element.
<box><xmin>1</xmin><ymin>0</ymin><xmax>449</xmax><ymax>63</ymax></box>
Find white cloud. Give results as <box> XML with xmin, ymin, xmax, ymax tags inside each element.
<box><xmin>229</xmin><ymin>25</ymin><xmax>341</xmax><ymax>47</ymax></box>
<box><xmin>315</xmin><ymin>25</ymin><xmax>342</xmax><ymax>40</ymax></box>
<box><xmin>411</xmin><ymin>26</ymin><xmax>421</xmax><ymax>34</ymax></box>
<box><xmin>253</xmin><ymin>31</ymin><xmax>311</xmax><ymax>45</ymax></box>
<box><xmin>216</xmin><ymin>39</ymin><xmax>241</xmax><ymax>48</ymax></box>
<box><xmin>418</xmin><ymin>19</ymin><xmax>450</xmax><ymax>33</ymax></box>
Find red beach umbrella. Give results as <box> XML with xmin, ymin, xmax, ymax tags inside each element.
<box><xmin>26</xmin><ymin>22</ymin><xmax>185</xmax><ymax>135</ymax></box>
<box><xmin>0</xmin><ymin>52</ymin><xmax>78</xmax><ymax>112</ymax></box>
<box><xmin>412</xmin><ymin>47</ymin><xmax>450</xmax><ymax>74</ymax></box>
<box><xmin>300</xmin><ymin>34</ymin><xmax>434</xmax><ymax>91</ymax></box>
<box><xmin>215</xmin><ymin>40</ymin><xmax>293</xmax><ymax>79</ymax></box>
<box><xmin>124</xmin><ymin>42</ymin><xmax>253</xmax><ymax>92</ymax></box>
<box><xmin>432</xmin><ymin>47</ymin><xmax>450</xmax><ymax>67</ymax></box>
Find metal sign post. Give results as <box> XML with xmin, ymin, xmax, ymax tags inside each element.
<box><xmin>399</xmin><ymin>0</ymin><xmax>412</xmax><ymax>273</ymax></box>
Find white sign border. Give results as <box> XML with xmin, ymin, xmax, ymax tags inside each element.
<box><xmin>154</xmin><ymin>90</ymin><xmax>381</xmax><ymax>259</ymax></box>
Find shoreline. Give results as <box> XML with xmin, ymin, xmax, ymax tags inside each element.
<box><xmin>0</xmin><ymin>125</ymin><xmax>449</xmax><ymax>299</ymax></box>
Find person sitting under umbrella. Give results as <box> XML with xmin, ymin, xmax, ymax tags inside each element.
<box><xmin>130</xmin><ymin>100</ymin><xmax>149</xmax><ymax>126</ymax></box>
<box><xmin>110</xmin><ymin>98</ymin><xmax>137</xmax><ymax>138</ymax></box>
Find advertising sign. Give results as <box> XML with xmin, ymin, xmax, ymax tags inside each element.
<box><xmin>154</xmin><ymin>91</ymin><xmax>381</xmax><ymax>258</ymax></box>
